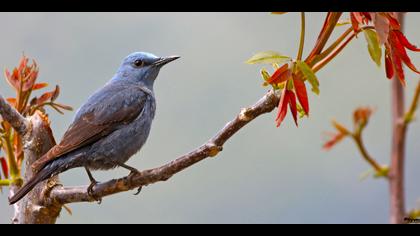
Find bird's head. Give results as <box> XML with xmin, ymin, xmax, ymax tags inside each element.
<box><xmin>115</xmin><ymin>52</ymin><xmax>179</xmax><ymax>88</ymax></box>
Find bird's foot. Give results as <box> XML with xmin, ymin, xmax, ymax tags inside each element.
<box><xmin>134</xmin><ymin>186</ymin><xmax>142</xmax><ymax>196</ymax></box>
<box><xmin>117</xmin><ymin>163</ymin><xmax>143</xmax><ymax>196</ymax></box>
<box><xmin>127</xmin><ymin>169</ymin><xmax>139</xmax><ymax>183</ymax></box>
<box><xmin>127</xmin><ymin>169</ymin><xmax>142</xmax><ymax>196</ymax></box>
<box><xmin>119</xmin><ymin>163</ymin><xmax>139</xmax><ymax>183</ymax></box>
<box><xmin>87</xmin><ymin>180</ymin><xmax>102</xmax><ymax>204</ymax></box>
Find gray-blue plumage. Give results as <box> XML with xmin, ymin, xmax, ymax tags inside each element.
<box><xmin>9</xmin><ymin>52</ymin><xmax>179</xmax><ymax>204</ymax></box>
<box><xmin>54</xmin><ymin>82</ymin><xmax>156</xmax><ymax>171</ymax></box>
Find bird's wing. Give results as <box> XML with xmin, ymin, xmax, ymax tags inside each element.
<box><xmin>32</xmin><ymin>84</ymin><xmax>151</xmax><ymax>171</ymax></box>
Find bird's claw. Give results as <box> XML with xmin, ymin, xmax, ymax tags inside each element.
<box><xmin>87</xmin><ymin>180</ymin><xmax>102</xmax><ymax>204</ymax></box>
<box><xmin>127</xmin><ymin>170</ymin><xmax>139</xmax><ymax>183</ymax></box>
<box><xmin>133</xmin><ymin>186</ymin><xmax>142</xmax><ymax>195</ymax></box>
<box><xmin>127</xmin><ymin>170</ymin><xmax>142</xmax><ymax>196</ymax></box>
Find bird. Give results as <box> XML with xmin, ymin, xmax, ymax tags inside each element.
<box><xmin>9</xmin><ymin>52</ymin><xmax>179</xmax><ymax>204</ymax></box>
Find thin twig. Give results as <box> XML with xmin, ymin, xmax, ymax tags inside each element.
<box><xmin>404</xmin><ymin>80</ymin><xmax>420</xmax><ymax>125</ymax></box>
<box><xmin>352</xmin><ymin>134</ymin><xmax>384</xmax><ymax>175</ymax></box>
<box><xmin>296</xmin><ymin>12</ymin><xmax>305</xmax><ymax>61</ymax></box>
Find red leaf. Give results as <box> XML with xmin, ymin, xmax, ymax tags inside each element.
<box><xmin>12</xmin><ymin>68</ymin><xmax>19</xmax><ymax>78</ymax></box>
<box><xmin>385</xmin><ymin>49</ymin><xmax>394</xmax><ymax>79</ymax></box>
<box><xmin>389</xmin><ymin>31</ymin><xmax>420</xmax><ymax>74</ymax></box>
<box><xmin>5</xmin><ymin>68</ymin><xmax>20</xmax><ymax>90</ymax></box>
<box><xmin>37</xmin><ymin>92</ymin><xmax>54</xmax><ymax>105</ymax></box>
<box><xmin>391</xmin><ymin>48</ymin><xmax>405</xmax><ymax>86</ymax></box>
<box><xmin>352</xmin><ymin>12</ymin><xmax>364</xmax><ymax>24</ymax></box>
<box><xmin>267</xmin><ymin>64</ymin><xmax>289</xmax><ymax>84</ymax></box>
<box><xmin>385</xmin><ymin>13</ymin><xmax>400</xmax><ymax>30</ymax></box>
<box><xmin>394</xmin><ymin>30</ymin><xmax>420</xmax><ymax>52</ymax></box>
<box><xmin>35</xmin><ymin>85</ymin><xmax>60</xmax><ymax>105</ymax></box>
<box><xmin>350</xmin><ymin>13</ymin><xmax>359</xmax><ymax>31</ymax></box>
<box><xmin>4</xmin><ymin>69</ymin><xmax>10</xmax><ymax>79</ymax></box>
<box><xmin>361</xmin><ymin>12</ymin><xmax>372</xmax><ymax>23</ymax></box>
<box><xmin>51</xmin><ymin>85</ymin><xmax>60</xmax><ymax>102</ymax></box>
<box><xmin>32</xmin><ymin>82</ymin><xmax>48</xmax><ymax>90</ymax></box>
<box><xmin>276</xmin><ymin>89</ymin><xmax>289</xmax><ymax>127</ymax></box>
<box><xmin>353</xmin><ymin>107</ymin><xmax>373</xmax><ymax>126</ymax></box>
<box><xmin>288</xmin><ymin>90</ymin><xmax>298</xmax><ymax>126</ymax></box>
<box><xmin>18</xmin><ymin>56</ymin><xmax>28</xmax><ymax>72</ymax></box>
<box><xmin>22</xmin><ymin>70</ymin><xmax>39</xmax><ymax>91</ymax></box>
<box><xmin>373</xmin><ymin>14</ymin><xmax>390</xmax><ymax>45</ymax></box>
<box><xmin>0</xmin><ymin>157</ymin><xmax>8</xmax><ymax>179</ymax></box>
<box><xmin>275</xmin><ymin>69</ymin><xmax>291</xmax><ymax>85</ymax></box>
<box><xmin>322</xmin><ymin>132</ymin><xmax>346</xmax><ymax>150</ymax></box>
<box><xmin>293</xmin><ymin>76</ymin><xmax>309</xmax><ymax>115</ymax></box>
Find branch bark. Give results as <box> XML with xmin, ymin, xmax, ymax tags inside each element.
<box><xmin>389</xmin><ymin>12</ymin><xmax>406</xmax><ymax>224</ymax></box>
<box><xmin>45</xmin><ymin>90</ymin><xmax>279</xmax><ymax>205</ymax></box>
<box><xmin>2</xmin><ymin>88</ymin><xmax>279</xmax><ymax>222</ymax></box>
<box><xmin>0</xmin><ymin>94</ymin><xmax>28</xmax><ymax>135</ymax></box>
<box><xmin>1</xmin><ymin>94</ymin><xmax>61</xmax><ymax>223</ymax></box>
<box><xmin>11</xmin><ymin>112</ymin><xmax>60</xmax><ymax>224</ymax></box>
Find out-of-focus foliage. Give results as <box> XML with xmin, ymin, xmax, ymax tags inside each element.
<box><xmin>0</xmin><ymin>55</ymin><xmax>72</xmax><ymax>187</ymax></box>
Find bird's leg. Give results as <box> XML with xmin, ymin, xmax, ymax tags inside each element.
<box><xmin>85</xmin><ymin>167</ymin><xmax>102</xmax><ymax>204</ymax></box>
<box><xmin>117</xmin><ymin>163</ymin><xmax>142</xmax><ymax>195</ymax></box>
<box><xmin>118</xmin><ymin>163</ymin><xmax>139</xmax><ymax>174</ymax></box>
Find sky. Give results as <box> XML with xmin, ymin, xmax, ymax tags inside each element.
<box><xmin>0</xmin><ymin>12</ymin><xmax>419</xmax><ymax>224</ymax></box>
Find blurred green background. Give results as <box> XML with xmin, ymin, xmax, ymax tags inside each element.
<box><xmin>0</xmin><ymin>12</ymin><xmax>419</xmax><ymax>223</ymax></box>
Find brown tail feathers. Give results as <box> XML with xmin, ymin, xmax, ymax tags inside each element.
<box><xmin>8</xmin><ymin>164</ymin><xmax>57</xmax><ymax>205</ymax></box>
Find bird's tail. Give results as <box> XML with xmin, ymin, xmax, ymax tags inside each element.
<box><xmin>8</xmin><ymin>162</ymin><xmax>58</xmax><ymax>205</ymax></box>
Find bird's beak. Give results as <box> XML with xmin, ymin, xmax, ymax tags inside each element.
<box><xmin>153</xmin><ymin>55</ymin><xmax>180</xmax><ymax>67</ymax></box>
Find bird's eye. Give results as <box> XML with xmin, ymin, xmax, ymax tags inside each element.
<box><xmin>133</xmin><ymin>59</ymin><xmax>144</xmax><ymax>67</ymax></box>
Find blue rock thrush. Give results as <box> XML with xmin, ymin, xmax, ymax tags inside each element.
<box><xmin>9</xmin><ymin>52</ymin><xmax>179</xmax><ymax>204</ymax></box>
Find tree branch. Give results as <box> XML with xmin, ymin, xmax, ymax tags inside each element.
<box><xmin>0</xmin><ymin>94</ymin><xmax>28</xmax><ymax>135</ymax></box>
<box><xmin>43</xmin><ymin>90</ymin><xmax>279</xmax><ymax>205</ymax></box>
<box><xmin>11</xmin><ymin>111</ymin><xmax>60</xmax><ymax>224</ymax></box>
<box><xmin>389</xmin><ymin>13</ymin><xmax>408</xmax><ymax>224</ymax></box>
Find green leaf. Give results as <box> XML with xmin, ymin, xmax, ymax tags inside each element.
<box><xmin>296</xmin><ymin>104</ymin><xmax>306</xmax><ymax>118</ymax></box>
<box><xmin>260</xmin><ymin>68</ymin><xmax>270</xmax><ymax>87</ymax></box>
<box><xmin>336</xmin><ymin>20</ymin><xmax>350</xmax><ymax>27</ymax></box>
<box><xmin>358</xmin><ymin>169</ymin><xmax>373</xmax><ymax>182</ymax></box>
<box><xmin>363</xmin><ymin>29</ymin><xmax>382</xmax><ymax>67</ymax></box>
<box><xmin>246</xmin><ymin>51</ymin><xmax>291</xmax><ymax>65</ymax></box>
<box><xmin>260</xmin><ymin>68</ymin><xmax>270</xmax><ymax>81</ymax></box>
<box><xmin>296</xmin><ymin>60</ymin><xmax>320</xmax><ymax>95</ymax></box>
<box><xmin>260</xmin><ymin>68</ymin><xmax>282</xmax><ymax>90</ymax></box>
